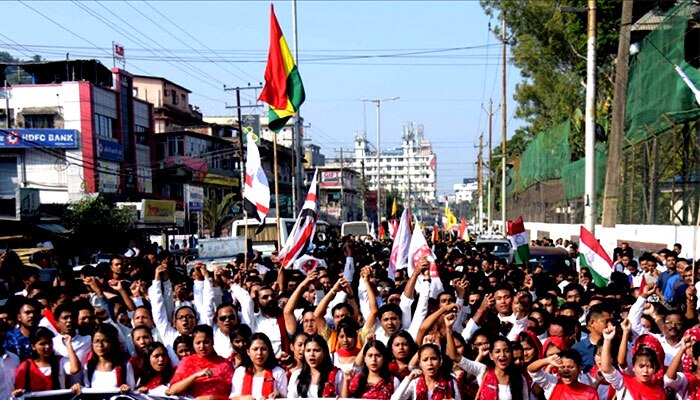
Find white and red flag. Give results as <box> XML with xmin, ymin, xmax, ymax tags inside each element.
<box><xmin>388</xmin><ymin>209</ymin><xmax>411</xmax><ymax>280</ymax></box>
<box><xmin>578</xmin><ymin>225</ymin><xmax>614</xmax><ymax>287</ymax></box>
<box><xmin>408</xmin><ymin>224</ymin><xmax>444</xmax><ymax>298</ymax></box>
<box><xmin>292</xmin><ymin>254</ymin><xmax>328</xmax><ymax>275</ymax></box>
<box><xmin>458</xmin><ymin>217</ymin><xmax>470</xmax><ymax>241</ymax></box>
<box><xmin>278</xmin><ymin>170</ymin><xmax>319</xmax><ymax>268</ymax></box>
<box><xmin>243</xmin><ymin>133</ymin><xmax>270</xmax><ymax>233</ymax></box>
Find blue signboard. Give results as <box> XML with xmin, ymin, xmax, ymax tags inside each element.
<box><xmin>0</xmin><ymin>129</ymin><xmax>78</xmax><ymax>148</ymax></box>
<box><xmin>97</xmin><ymin>138</ymin><xmax>124</xmax><ymax>161</ymax></box>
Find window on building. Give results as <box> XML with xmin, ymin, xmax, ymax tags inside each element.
<box><xmin>93</xmin><ymin>114</ymin><xmax>115</xmax><ymax>138</ymax></box>
<box><xmin>135</xmin><ymin>125</ymin><xmax>149</xmax><ymax>145</ymax></box>
<box><xmin>181</xmin><ymin>94</ymin><xmax>186</xmax><ymax>105</ymax></box>
<box><xmin>167</xmin><ymin>136</ymin><xmax>184</xmax><ymax>156</ymax></box>
<box><xmin>24</xmin><ymin>114</ymin><xmax>55</xmax><ymax>129</ymax></box>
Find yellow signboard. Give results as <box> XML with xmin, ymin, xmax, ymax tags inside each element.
<box><xmin>203</xmin><ymin>174</ymin><xmax>240</xmax><ymax>187</ymax></box>
<box><xmin>142</xmin><ymin>199</ymin><xmax>176</xmax><ymax>224</ymax></box>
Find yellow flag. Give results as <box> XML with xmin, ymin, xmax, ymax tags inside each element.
<box><xmin>391</xmin><ymin>197</ymin><xmax>398</xmax><ymax>217</ymax></box>
<box><xmin>444</xmin><ymin>204</ymin><xmax>457</xmax><ymax>230</ymax></box>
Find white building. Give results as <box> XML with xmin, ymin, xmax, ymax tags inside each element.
<box><xmin>453</xmin><ymin>179</ymin><xmax>478</xmax><ymax>203</ymax></box>
<box><xmin>328</xmin><ymin>122</ymin><xmax>437</xmax><ymax>221</ymax></box>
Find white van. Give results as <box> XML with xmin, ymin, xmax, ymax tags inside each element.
<box><xmin>231</xmin><ymin>217</ymin><xmax>329</xmax><ymax>256</ymax></box>
<box><xmin>341</xmin><ymin>221</ymin><xmax>369</xmax><ymax>237</ymax></box>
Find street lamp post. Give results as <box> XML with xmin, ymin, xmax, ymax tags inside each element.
<box><xmin>362</xmin><ymin>97</ymin><xmax>399</xmax><ymax>229</ymax></box>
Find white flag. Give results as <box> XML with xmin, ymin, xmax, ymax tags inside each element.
<box><xmin>388</xmin><ymin>209</ymin><xmax>412</xmax><ymax>280</ymax></box>
<box><xmin>408</xmin><ymin>224</ymin><xmax>444</xmax><ymax>298</ymax></box>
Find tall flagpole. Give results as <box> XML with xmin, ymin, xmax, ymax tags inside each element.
<box><xmin>292</xmin><ymin>0</ymin><xmax>303</xmax><ymax>214</ymax></box>
<box><xmin>274</xmin><ymin>134</ymin><xmax>282</xmax><ymax>251</ymax></box>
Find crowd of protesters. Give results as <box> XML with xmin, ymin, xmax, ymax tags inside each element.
<box><xmin>0</xmin><ymin>233</ymin><xmax>698</xmax><ymax>400</ymax></box>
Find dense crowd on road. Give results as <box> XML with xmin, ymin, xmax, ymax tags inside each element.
<box><xmin>0</xmin><ymin>233</ymin><xmax>698</xmax><ymax>400</ymax></box>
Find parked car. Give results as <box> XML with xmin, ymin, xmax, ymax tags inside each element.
<box><xmin>527</xmin><ymin>246</ymin><xmax>573</xmax><ymax>273</ymax></box>
<box><xmin>475</xmin><ymin>236</ymin><xmax>513</xmax><ymax>262</ymax></box>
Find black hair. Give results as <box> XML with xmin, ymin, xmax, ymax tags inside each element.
<box><xmin>558</xmin><ymin>349</ymin><xmax>583</xmax><ymax>366</ymax></box>
<box><xmin>633</xmin><ymin>346</ymin><xmax>660</xmax><ymax>371</ymax></box>
<box><xmin>87</xmin><ymin>323</ymin><xmax>127</xmax><ymax>384</ymax></box>
<box><xmin>417</xmin><ymin>343</ymin><xmax>454</xmax><ymax>383</ymax></box>
<box><xmin>138</xmin><ymin>342</ymin><xmax>173</xmax><ymax>388</ymax></box>
<box><xmin>377</xmin><ymin>303</ymin><xmax>402</xmax><ymax>320</ymax></box>
<box><xmin>53</xmin><ymin>303</ymin><xmax>74</xmax><ymax>320</ymax></box>
<box><xmin>229</xmin><ymin>324</ymin><xmax>253</xmax><ymax>343</ymax></box>
<box><xmin>387</xmin><ymin>330</ymin><xmax>418</xmax><ymax>362</ymax></box>
<box><xmin>242</xmin><ymin>333</ymin><xmax>279</xmax><ymax>371</ymax></box>
<box><xmin>192</xmin><ymin>324</ymin><xmax>213</xmax><ymax>340</ymax></box>
<box><xmin>130</xmin><ymin>324</ymin><xmax>152</xmax><ymax>338</ymax></box>
<box><xmin>297</xmin><ymin>335</ymin><xmax>334</xmax><ymax>397</ymax></box>
<box><xmin>350</xmin><ymin>340</ymin><xmax>391</xmax><ymax>397</ymax></box>
<box><xmin>30</xmin><ymin>326</ymin><xmax>55</xmax><ymax>347</ymax></box>
<box><xmin>173</xmin><ymin>335</ymin><xmax>193</xmax><ymax>353</ymax></box>
<box><xmin>331</xmin><ymin>302</ymin><xmax>354</xmax><ymax>318</ymax></box>
<box><xmin>336</xmin><ymin>316</ymin><xmax>359</xmax><ymax>338</ymax></box>
<box><xmin>25</xmin><ymin>327</ymin><xmax>61</xmax><ymax>391</ymax></box>
<box><xmin>488</xmin><ymin>337</ymin><xmax>524</xmax><ymax>400</ymax></box>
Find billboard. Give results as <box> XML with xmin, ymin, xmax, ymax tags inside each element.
<box><xmin>0</xmin><ymin>129</ymin><xmax>78</xmax><ymax>148</ymax></box>
<box><xmin>142</xmin><ymin>199</ymin><xmax>176</xmax><ymax>224</ymax></box>
<box><xmin>185</xmin><ymin>184</ymin><xmax>204</xmax><ymax>212</ymax></box>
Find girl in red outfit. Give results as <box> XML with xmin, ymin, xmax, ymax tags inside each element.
<box><xmin>229</xmin><ymin>332</ymin><xmax>287</xmax><ymax>400</ymax></box>
<box><xmin>169</xmin><ymin>324</ymin><xmax>234</xmax><ymax>400</ymax></box>
<box><xmin>287</xmin><ymin>335</ymin><xmax>343</xmax><ymax>398</ymax></box>
<box><xmin>12</xmin><ymin>327</ymin><xmax>80</xmax><ymax>397</ymax></box>
<box><xmin>136</xmin><ymin>342</ymin><xmax>173</xmax><ymax>396</ymax></box>
<box><xmin>666</xmin><ymin>336</ymin><xmax>700</xmax><ymax>399</ymax></box>
<box><xmin>388</xmin><ymin>330</ymin><xmax>418</xmax><ymax>380</ymax></box>
<box><xmin>342</xmin><ymin>340</ymin><xmax>399</xmax><ymax>400</ymax></box>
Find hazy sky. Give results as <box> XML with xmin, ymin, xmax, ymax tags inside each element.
<box><xmin>1</xmin><ymin>0</ymin><xmax>524</xmax><ymax>195</ymax></box>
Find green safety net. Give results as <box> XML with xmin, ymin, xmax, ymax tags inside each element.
<box><xmin>561</xmin><ymin>146</ymin><xmax>608</xmax><ymax>201</ymax></box>
<box><xmin>513</xmin><ymin>120</ymin><xmax>571</xmax><ymax>193</ymax></box>
<box><xmin>625</xmin><ymin>1</ymin><xmax>700</xmax><ymax>143</ymax></box>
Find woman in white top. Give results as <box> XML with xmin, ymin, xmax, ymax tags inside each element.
<box><xmin>229</xmin><ymin>333</ymin><xmax>287</xmax><ymax>400</ymax></box>
<box><xmin>288</xmin><ymin>335</ymin><xmax>343</xmax><ymax>398</ymax></box>
<box><xmin>73</xmin><ymin>323</ymin><xmax>135</xmax><ymax>394</ymax></box>
<box><xmin>391</xmin><ymin>343</ymin><xmax>461</xmax><ymax>400</ymax></box>
<box><xmin>332</xmin><ymin>317</ymin><xmax>362</xmax><ymax>372</ymax></box>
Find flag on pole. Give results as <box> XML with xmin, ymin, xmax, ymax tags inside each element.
<box><xmin>578</xmin><ymin>226</ymin><xmax>614</xmax><ymax>287</ymax></box>
<box><xmin>388</xmin><ymin>219</ymin><xmax>399</xmax><ymax>239</ymax></box>
<box><xmin>507</xmin><ymin>216</ymin><xmax>530</xmax><ymax>265</ymax></box>
<box><xmin>378</xmin><ymin>223</ymin><xmax>385</xmax><ymax>240</ymax></box>
<box><xmin>388</xmin><ymin>209</ymin><xmax>412</xmax><ymax>280</ymax></box>
<box><xmin>243</xmin><ymin>133</ymin><xmax>270</xmax><ymax>234</ymax></box>
<box><xmin>444</xmin><ymin>204</ymin><xmax>457</xmax><ymax>230</ymax></box>
<box><xmin>278</xmin><ymin>170</ymin><xmax>318</xmax><ymax>268</ymax></box>
<box><xmin>258</xmin><ymin>4</ymin><xmax>305</xmax><ymax>133</ymax></box>
<box><xmin>391</xmin><ymin>197</ymin><xmax>398</xmax><ymax>217</ymax></box>
<box><xmin>408</xmin><ymin>224</ymin><xmax>444</xmax><ymax>298</ymax></box>
<box><xmin>113</xmin><ymin>43</ymin><xmax>125</xmax><ymax>60</ymax></box>
<box><xmin>432</xmin><ymin>223</ymin><xmax>439</xmax><ymax>243</ymax></box>
<box><xmin>458</xmin><ymin>217</ymin><xmax>470</xmax><ymax>241</ymax></box>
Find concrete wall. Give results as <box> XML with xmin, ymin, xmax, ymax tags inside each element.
<box><xmin>521</xmin><ymin>221</ymin><xmax>700</xmax><ymax>260</ymax></box>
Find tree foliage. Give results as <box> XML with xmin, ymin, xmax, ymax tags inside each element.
<box><xmin>62</xmin><ymin>195</ymin><xmax>134</xmax><ymax>249</ymax></box>
<box><xmin>481</xmin><ymin>0</ymin><xmax>622</xmax><ymax>155</ymax></box>
<box><xmin>202</xmin><ymin>193</ymin><xmax>237</xmax><ymax>237</ymax></box>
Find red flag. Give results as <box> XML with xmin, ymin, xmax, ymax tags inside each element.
<box><xmin>378</xmin><ymin>223</ymin><xmax>385</xmax><ymax>240</ymax></box>
<box><xmin>278</xmin><ymin>170</ymin><xmax>318</xmax><ymax>268</ymax></box>
<box><xmin>432</xmin><ymin>224</ymin><xmax>439</xmax><ymax>243</ymax></box>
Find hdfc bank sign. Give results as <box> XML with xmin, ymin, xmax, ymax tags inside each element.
<box><xmin>0</xmin><ymin>129</ymin><xmax>79</xmax><ymax>148</ymax></box>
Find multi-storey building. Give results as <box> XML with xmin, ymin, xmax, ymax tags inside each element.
<box><xmin>453</xmin><ymin>179</ymin><xmax>478</xmax><ymax>203</ymax></box>
<box><xmin>327</xmin><ymin>122</ymin><xmax>437</xmax><ymax>222</ymax></box>
<box><xmin>0</xmin><ymin>60</ymin><xmax>156</xmax><ymax>220</ymax></box>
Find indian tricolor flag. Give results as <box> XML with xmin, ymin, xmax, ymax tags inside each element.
<box><xmin>259</xmin><ymin>4</ymin><xmax>305</xmax><ymax>133</ymax></box>
<box><xmin>578</xmin><ymin>226</ymin><xmax>614</xmax><ymax>287</ymax></box>
<box><xmin>507</xmin><ymin>216</ymin><xmax>530</xmax><ymax>265</ymax></box>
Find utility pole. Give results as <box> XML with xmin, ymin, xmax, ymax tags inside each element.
<box><xmin>501</xmin><ymin>15</ymin><xmax>508</xmax><ymax>232</ymax></box>
<box><xmin>584</xmin><ymin>0</ymin><xmax>597</xmax><ymax>233</ymax></box>
<box><xmin>602</xmin><ymin>0</ymin><xmax>633</xmax><ymax>227</ymax></box>
<box><xmin>340</xmin><ymin>148</ymin><xmax>345</xmax><ymax>223</ymax></box>
<box><xmin>484</xmin><ymin>100</ymin><xmax>498</xmax><ymax>231</ymax></box>
<box><xmin>360</xmin><ymin>159</ymin><xmax>366</xmax><ymax>221</ymax></box>
<box><xmin>477</xmin><ymin>134</ymin><xmax>484</xmax><ymax>229</ymax></box>
<box><xmin>362</xmin><ymin>97</ymin><xmax>399</xmax><ymax>226</ymax></box>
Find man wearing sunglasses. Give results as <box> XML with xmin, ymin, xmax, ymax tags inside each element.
<box><xmin>213</xmin><ymin>303</ymin><xmax>238</xmax><ymax>358</ymax></box>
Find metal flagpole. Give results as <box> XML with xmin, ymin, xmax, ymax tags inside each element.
<box><xmin>274</xmin><ymin>134</ymin><xmax>282</xmax><ymax>251</ymax></box>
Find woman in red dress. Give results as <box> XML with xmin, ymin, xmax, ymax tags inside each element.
<box><xmin>388</xmin><ymin>331</ymin><xmax>418</xmax><ymax>380</ymax></box>
<box><xmin>12</xmin><ymin>327</ymin><xmax>80</xmax><ymax>397</ymax></box>
<box><xmin>342</xmin><ymin>340</ymin><xmax>399</xmax><ymax>400</ymax></box>
<box><xmin>136</xmin><ymin>342</ymin><xmax>173</xmax><ymax>396</ymax></box>
<box><xmin>169</xmin><ymin>324</ymin><xmax>235</xmax><ymax>400</ymax></box>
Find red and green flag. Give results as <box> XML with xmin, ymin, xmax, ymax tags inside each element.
<box><xmin>259</xmin><ymin>4</ymin><xmax>305</xmax><ymax>133</ymax></box>
<box><xmin>507</xmin><ymin>216</ymin><xmax>531</xmax><ymax>265</ymax></box>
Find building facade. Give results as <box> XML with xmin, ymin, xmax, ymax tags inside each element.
<box><xmin>453</xmin><ymin>179</ymin><xmax>478</xmax><ymax>203</ymax></box>
<box><xmin>0</xmin><ymin>60</ymin><xmax>156</xmax><ymax>219</ymax></box>
<box><xmin>132</xmin><ymin>75</ymin><xmax>203</xmax><ymax>133</ymax></box>
<box><xmin>327</xmin><ymin>122</ymin><xmax>437</xmax><ymax>222</ymax></box>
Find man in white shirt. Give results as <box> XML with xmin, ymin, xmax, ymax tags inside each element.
<box><xmin>0</xmin><ymin>307</ymin><xmax>20</xmax><ymax>399</ymax></box>
<box><xmin>232</xmin><ymin>283</ymin><xmax>288</xmax><ymax>357</ymax></box>
<box><xmin>52</xmin><ymin>303</ymin><xmax>91</xmax><ymax>364</ymax></box>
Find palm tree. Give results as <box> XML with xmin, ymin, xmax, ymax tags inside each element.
<box><xmin>202</xmin><ymin>193</ymin><xmax>237</xmax><ymax>237</ymax></box>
